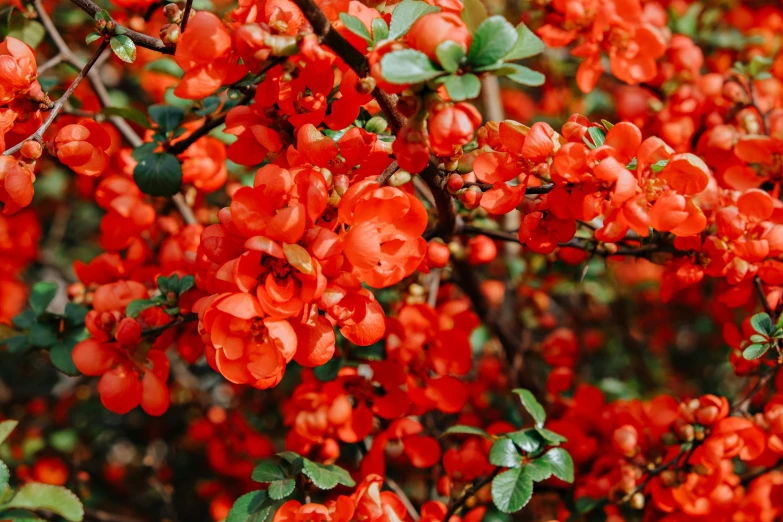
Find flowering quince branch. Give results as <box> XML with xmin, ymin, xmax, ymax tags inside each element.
<box><xmin>69</xmin><ymin>0</ymin><xmax>173</xmax><ymax>54</ymax></box>
<box><xmin>3</xmin><ymin>39</ymin><xmax>109</xmax><ymax>157</ymax></box>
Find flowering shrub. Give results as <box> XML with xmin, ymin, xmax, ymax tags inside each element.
<box><xmin>3</xmin><ymin>0</ymin><xmax>783</xmax><ymax>520</ymax></box>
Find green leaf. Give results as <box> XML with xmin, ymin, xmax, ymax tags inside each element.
<box><xmin>28</xmin><ymin>323</ymin><xmax>58</xmax><ymax>349</ymax></box>
<box><xmin>102</xmin><ymin>106</ymin><xmax>152</xmax><ymax>129</ymax></box>
<box><xmin>325</xmin><ymin>465</ymin><xmax>355</xmax><ymax>487</ymax></box>
<box><xmin>504</xmin><ymin>23</ymin><xmax>545</xmax><ymax>61</ymax></box>
<box><xmin>371</xmin><ymin>18</ymin><xmax>389</xmax><ymax>42</ymax></box>
<box><xmin>178</xmin><ymin>275</ymin><xmax>195</xmax><ymax>295</ymax></box>
<box><xmin>587</xmin><ymin>127</ymin><xmax>606</xmax><ymax>148</ymax></box>
<box><xmin>460</xmin><ymin>0</ymin><xmax>487</xmax><ymax>32</ymax></box>
<box><xmin>507</xmin><ymin>429</ymin><xmax>544</xmax><ymax>453</ymax></box>
<box><xmin>751</xmin><ymin>313</ymin><xmax>774</xmax><ymax>336</ymax></box>
<box><xmin>302</xmin><ymin>460</ymin><xmax>354</xmax><ymax>489</ymax></box>
<box><xmin>268</xmin><ymin>479</ymin><xmax>295</xmax><ymax>500</ymax></box>
<box><xmin>110</xmin><ymin>35</ymin><xmax>136</xmax><ymax>63</ymax></box>
<box><xmin>491</xmin><ymin>467</ymin><xmax>533</xmax><ymax>513</ymax></box>
<box><xmin>0</xmin><ymin>508</ymin><xmax>47</xmax><ymax>521</ymax></box>
<box><xmin>525</xmin><ymin>459</ymin><xmax>553</xmax><ymax>482</ymax></box>
<box><xmin>195</xmin><ymin>96</ymin><xmax>221</xmax><ymax>117</ymax></box>
<box><xmin>7</xmin><ymin>17</ymin><xmax>45</xmax><ymax>49</ymax></box>
<box><xmin>2</xmin><ymin>336</ymin><xmax>29</xmax><ymax>354</ymax></box>
<box><xmin>148</xmin><ymin>105</ymin><xmax>186</xmax><ymax>133</ymax></box>
<box><xmin>538</xmin><ymin>448</ymin><xmax>574</xmax><ymax>483</ymax></box>
<box><xmin>226</xmin><ymin>491</ymin><xmax>270</xmax><ymax>522</ymax></box>
<box><xmin>131</xmin><ymin>142</ymin><xmax>157</xmax><ymax>161</ymax></box>
<box><xmin>12</xmin><ymin>310</ymin><xmax>36</xmax><ymax>329</ymax></box>
<box><xmin>441</xmin><ymin>425</ymin><xmax>493</xmax><ymax>440</ymax></box>
<box><xmin>743</xmin><ymin>343</ymin><xmax>769</xmax><ymax>360</ymax></box>
<box><xmin>251</xmin><ymin>461</ymin><xmax>287</xmax><ymax>483</ymax></box>
<box><xmin>435</xmin><ymin>41</ymin><xmax>465</xmax><ymax>74</ymax></box>
<box><xmin>503</xmin><ymin>63</ymin><xmax>545</xmax><ymax>86</ymax></box>
<box><xmin>467</xmin><ymin>16</ymin><xmax>518</xmax><ymax>67</ymax></box>
<box><xmin>388</xmin><ymin>0</ymin><xmax>440</xmax><ymax>40</ymax></box>
<box><xmin>339</xmin><ymin>13</ymin><xmax>372</xmax><ymax>44</ymax></box>
<box><xmin>50</xmin><ymin>343</ymin><xmax>79</xmax><ymax>376</ymax></box>
<box><xmin>125</xmin><ymin>299</ymin><xmax>159</xmax><ymax>318</ymax></box>
<box><xmin>133</xmin><ymin>153</ymin><xmax>183</xmax><ymax>197</ymax></box>
<box><xmin>436</xmin><ymin>73</ymin><xmax>480</xmax><ymax>101</ymax></box>
<box><xmin>650</xmin><ymin>159</ymin><xmax>669</xmax><ymax>172</ymax></box>
<box><xmin>0</xmin><ymin>460</ymin><xmax>9</xmax><ymax>494</ymax></box>
<box><xmin>574</xmin><ymin>496</ymin><xmax>602</xmax><ymax>514</ymax></box>
<box><xmin>313</xmin><ymin>356</ymin><xmax>342</xmax><ymax>381</ymax></box>
<box><xmin>29</xmin><ymin>282</ymin><xmax>57</xmax><ymax>316</ymax></box>
<box><xmin>94</xmin><ymin>10</ymin><xmax>111</xmax><ymax>22</ymax></box>
<box><xmin>4</xmin><ymin>484</ymin><xmax>84</xmax><ymax>521</ymax></box>
<box><xmin>534</xmin><ymin>428</ymin><xmax>567</xmax><ymax>445</ymax></box>
<box><xmin>489</xmin><ymin>439</ymin><xmax>521</xmax><ymax>468</ymax></box>
<box><xmin>380</xmin><ymin>49</ymin><xmax>444</xmax><ymax>84</ymax></box>
<box><xmin>85</xmin><ymin>32</ymin><xmax>102</xmax><ymax>45</ymax></box>
<box><xmin>277</xmin><ymin>451</ymin><xmax>301</xmax><ymax>463</ymax></box>
<box><xmin>513</xmin><ymin>389</ymin><xmax>546</xmax><ymax>428</ymax></box>
<box><xmin>0</xmin><ymin>420</ymin><xmax>18</xmax><ymax>444</ymax></box>
<box><xmin>63</xmin><ymin>303</ymin><xmax>87</xmax><ymax>327</ymax></box>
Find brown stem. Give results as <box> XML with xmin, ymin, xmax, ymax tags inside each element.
<box><xmin>69</xmin><ymin>0</ymin><xmax>173</xmax><ymax>54</ymax></box>
<box><xmin>377</xmin><ymin>160</ymin><xmax>399</xmax><ymax>185</ymax></box>
<box><xmin>443</xmin><ymin>467</ymin><xmax>501</xmax><ymax>521</ymax></box>
<box><xmin>180</xmin><ymin>0</ymin><xmax>194</xmax><ymax>33</ymax></box>
<box><xmin>3</xmin><ymin>40</ymin><xmax>109</xmax><ymax>156</ymax></box>
<box><xmin>384</xmin><ymin>477</ymin><xmax>420</xmax><ymax>521</ymax></box>
<box><xmin>754</xmin><ymin>276</ymin><xmax>774</xmax><ymax>317</ymax></box>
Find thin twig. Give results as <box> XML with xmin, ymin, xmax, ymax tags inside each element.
<box><xmin>3</xmin><ymin>40</ymin><xmax>109</xmax><ymax>156</ymax></box>
<box><xmin>377</xmin><ymin>160</ymin><xmax>399</xmax><ymax>185</ymax></box>
<box><xmin>180</xmin><ymin>0</ymin><xmax>194</xmax><ymax>33</ymax></box>
<box><xmin>754</xmin><ymin>276</ymin><xmax>774</xmax><ymax>317</ymax></box>
<box><xmin>443</xmin><ymin>468</ymin><xmax>501</xmax><ymax>521</ymax></box>
<box><xmin>385</xmin><ymin>477</ymin><xmax>420</xmax><ymax>521</ymax></box>
<box><xmin>69</xmin><ymin>0</ymin><xmax>173</xmax><ymax>54</ymax></box>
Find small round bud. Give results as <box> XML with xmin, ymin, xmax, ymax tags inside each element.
<box><xmin>160</xmin><ymin>24</ymin><xmax>181</xmax><ymax>45</ymax></box>
<box><xmin>105</xmin><ymin>20</ymin><xmax>116</xmax><ymax>33</ymax></box>
<box><xmin>427</xmin><ymin>241</ymin><xmax>450</xmax><ymax>268</ymax></box>
<box><xmin>20</xmin><ymin>140</ymin><xmax>42</xmax><ymax>160</ymax></box>
<box><xmin>460</xmin><ymin>185</ymin><xmax>482</xmax><ymax>210</ymax></box>
<box><xmin>334</xmin><ymin>175</ymin><xmax>350</xmax><ymax>196</ymax></box>
<box><xmin>365</xmin><ymin>116</ymin><xmax>388</xmax><ymax>135</ymax></box>
<box><xmin>630</xmin><ymin>492</ymin><xmax>645</xmax><ymax>510</ymax></box>
<box><xmin>115</xmin><ymin>317</ymin><xmax>142</xmax><ymax>347</ymax></box>
<box><xmin>389</xmin><ymin>170</ymin><xmax>412</xmax><ymax>187</ymax></box>
<box><xmin>446</xmin><ymin>173</ymin><xmax>464</xmax><ymax>193</ymax></box>
<box><xmin>163</xmin><ymin>3</ymin><xmax>182</xmax><ymax>23</ymax></box>
<box><xmin>357</xmin><ymin>77</ymin><xmax>376</xmax><ymax>95</ymax></box>
<box><xmin>95</xmin><ymin>19</ymin><xmax>106</xmax><ymax>31</ymax></box>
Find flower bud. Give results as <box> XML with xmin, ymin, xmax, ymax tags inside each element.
<box><xmin>447</xmin><ymin>173</ymin><xmax>464</xmax><ymax>193</ymax></box>
<box><xmin>427</xmin><ymin>240</ymin><xmax>450</xmax><ymax>268</ymax></box>
<box><xmin>407</xmin><ymin>13</ymin><xmax>471</xmax><ymax>61</ymax></box>
<box><xmin>357</xmin><ymin>77</ymin><xmax>376</xmax><ymax>95</ymax></box>
<box><xmin>20</xmin><ymin>140</ymin><xmax>42</xmax><ymax>160</ymax></box>
<box><xmin>160</xmin><ymin>24</ymin><xmax>181</xmax><ymax>45</ymax></box>
<box><xmin>389</xmin><ymin>170</ymin><xmax>412</xmax><ymax>187</ymax></box>
<box><xmin>115</xmin><ymin>317</ymin><xmax>141</xmax><ymax>347</ymax></box>
<box><xmin>365</xmin><ymin>116</ymin><xmax>388</xmax><ymax>135</ymax></box>
<box><xmin>630</xmin><ymin>493</ymin><xmax>645</xmax><ymax>510</ymax></box>
<box><xmin>163</xmin><ymin>3</ymin><xmax>182</xmax><ymax>23</ymax></box>
<box><xmin>612</xmin><ymin>425</ymin><xmax>638</xmax><ymax>457</ymax></box>
<box><xmin>460</xmin><ymin>185</ymin><xmax>482</xmax><ymax>209</ymax></box>
<box><xmin>467</xmin><ymin>235</ymin><xmax>497</xmax><ymax>265</ymax></box>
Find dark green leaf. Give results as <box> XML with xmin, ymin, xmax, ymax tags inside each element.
<box><xmin>110</xmin><ymin>35</ymin><xmax>136</xmax><ymax>63</ymax></box>
<box><xmin>2</xmin><ymin>336</ymin><xmax>29</xmax><ymax>354</ymax></box>
<box><xmin>538</xmin><ymin>447</ymin><xmax>574</xmax><ymax>483</ymax></box>
<box><xmin>489</xmin><ymin>439</ymin><xmax>521</xmax><ymax>468</ymax></box>
<box><xmin>575</xmin><ymin>496</ymin><xmax>602</xmax><ymax>514</ymax></box>
<box><xmin>268</xmin><ymin>479</ymin><xmax>295</xmax><ymax>500</ymax></box>
<box><xmin>131</xmin><ymin>142</ymin><xmax>157</xmax><ymax>161</ymax></box>
<box><xmin>4</xmin><ymin>484</ymin><xmax>84</xmax><ymax>521</ymax></box>
<box><xmin>63</xmin><ymin>303</ymin><xmax>87</xmax><ymax>327</ymax></box>
<box><xmin>0</xmin><ymin>508</ymin><xmax>47</xmax><ymax>521</ymax></box>
<box><xmin>587</xmin><ymin>127</ymin><xmax>606</xmax><ymax>148</ymax></box>
<box><xmin>525</xmin><ymin>459</ymin><xmax>553</xmax><ymax>482</ymax></box>
<box><xmin>504</xmin><ymin>24</ymin><xmax>545</xmax><ymax>61</ymax></box>
<box><xmin>743</xmin><ymin>343</ymin><xmax>769</xmax><ymax>360</ymax></box>
<box><xmin>28</xmin><ymin>323</ymin><xmax>58</xmax><ymax>348</ymax></box>
<box><xmin>178</xmin><ymin>275</ymin><xmax>195</xmax><ymax>295</ymax></box>
<box><xmin>302</xmin><ymin>460</ymin><xmax>351</xmax><ymax>490</ymax></box>
<box><xmin>381</xmin><ymin>49</ymin><xmax>444</xmax><ymax>84</ymax></box>
<box><xmin>467</xmin><ymin>16</ymin><xmax>517</xmax><ymax>67</ymax></box>
<box><xmin>325</xmin><ymin>464</ymin><xmax>355</xmax><ymax>487</ymax></box>
<box><xmin>125</xmin><ymin>299</ymin><xmax>159</xmax><ymax>318</ymax></box>
<box><xmin>251</xmin><ymin>461</ymin><xmax>287</xmax><ymax>483</ymax></box>
<box><xmin>751</xmin><ymin>313</ymin><xmax>774</xmax><ymax>335</ymax></box>
<box><xmin>491</xmin><ymin>467</ymin><xmax>533</xmax><ymax>513</ymax></box>
<box><xmin>133</xmin><ymin>153</ymin><xmax>183</xmax><ymax>197</ymax></box>
<box><xmin>94</xmin><ymin>10</ymin><xmax>111</xmax><ymax>22</ymax></box>
<box><xmin>195</xmin><ymin>97</ymin><xmax>221</xmax><ymax>116</ymax></box>
<box><xmin>226</xmin><ymin>491</ymin><xmax>269</xmax><ymax>522</ymax></box>
<box><xmin>102</xmin><ymin>106</ymin><xmax>152</xmax><ymax>129</ymax></box>
<box><xmin>504</xmin><ymin>63</ymin><xmax>545</xmax><ymax>86</ymax></box>
<box><xmin>29</xmin><ymin>282</ymin><xmax>57</xmax><ymax>316</ymax></box>
<box><xmin>435</xmin><ymin>41</ymin><xmax>465</xmax><ymax>74</ymax></box>
<box><xmin>50</xmin><ymin>343</ymin><xmax>79</xmax><ymax>376</ymax></box>
<box><xmin>314</xmin><ymin>356</ymin><xmax>342</xmax><ymax>381</ymax></box>
<box><xmin>339</xmin><ymin>13</ymin><xmax>372</xmax><ymax>44</ymax></box>
<box><xmin>513</xmin><ymin>389</ymin><xmax>546</xmax><ymax>427</ymax></box>
<box><xmin>441</xmin><ymin>425</ymin><xmax>493</xmax><ymax>440</ymax></box>
<box><xmin>436</xmin><ymin>73</ymin><xmax>480</xmax><ymax>101</ymax></box>
<box><xmin>0</xmin><ymin>459</ymin><xmax>9</xmax><ymax>494</ymax></box>
<box><xmin>371</xmin><ymin>18</ymin><xmax>389</xmax><ymax>42</ymax></box>
<box><xmin>388</xmin><ymin>0</ymin><xmax>440</xmax><ymax>40</ymax></box>
<box><xmin>650</xmin><ymin>159</ymin><xmax>669</xmax><ymax>172</ymax></box>
<box><xmin>276</xmin><ymin>451</ymin><xmax>301</xmax><ymax>463</ymax></box>
<box><xmin>507</xmin><ymin>429</ymin><xmax>544</xmax><ymax>453</ymax></box>
<box><xmin>148</xmin><ymin>105</ymin><xmax>186</xmax><ymax>133</ymax></box>
<box><xmin>12</xmin><ymin>310</ymin><xmax>36</xmax><ymax>329</ymax></box>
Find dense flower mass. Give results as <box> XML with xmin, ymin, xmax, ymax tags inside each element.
<box><xmin>6</xmin><ymin>0</ymin><xmax>783</xmax><ymax>521</ymax></box>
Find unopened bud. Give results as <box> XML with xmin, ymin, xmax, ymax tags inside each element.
<box><xmin>163</xmin><ymin>3</ymin><xmax>182</xmax><ymax>23</ymax></box>
<box><xmin>115</xmin><ymin>317</ymin><xmax>142</xmax><ymax>347</ymax></box>
<box><xmin>265</xmin><ymin>34</ymin><xmax>299</xmax><ymax>56</ymax></box>
<box><xmin>460</xmin><ymin>185</ymin><xmax>482</xmax><ymax>210</ymax></box>
<box><xmin>160</xmin><ymin>23</ymin><xmax>181</xmax><ymax>45</ymax></box>
<box><xmin>334</xmin><ymin>175</ymin><xmax>349</xmax><ymax>196</ymax></box>
<box><xmin>630</xmin><ymin>492</ymin><xmax>645</xmax><ymax>510</ymax></box>
<box><xmin>105</xmin><ymin>20</ymin><xmax>116</xmax><ymax>33</ymax></box>
<box><xmin>95</xmin><ymin>19</ymin><xmax>106</xmax><ymax>31</ymax></box>
<box><xmin>389</xmin><ymin>170</ymin><xmax>412</xmax><ymax>187</ymax></box>
<box><xmin>357</xmin><ymin>77</ymin><xmax>376</xmax><ymax>95</ymax></box>
<box><xmin>21</xmin><ymin>140</ymin><xmax>42</xmax><ymax>160</ymax></box>
<box><xmin>446</xmin><ymin>173</ymin><xmax>464</xmax><ymax>193</ymax></box>
<box><xmin>365</xmin><ymin>116</ymin><xmax>387</xmax><ymax>135</ymax></box>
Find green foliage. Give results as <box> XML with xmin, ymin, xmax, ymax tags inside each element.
<box><xmin>435</xmin><ymin>41</ymin><xmax>465</xmax><ymax>74</ymax></box>
<box><xmin>110</xmin><ymin>35</ymin><xmax>136</xmax><ymax>63</ymax></box>
<box><xmin>513</xmin><ymin>388</ymin><xmax>546</xmax><ymax>428</ymax></box>
<box><xmin>102</xmin><ymin>106</ymin><xmax>152</xmax><ymax>129</ymax></box>
<box><xmin>491</xmin><ymin>467</ymin><xmax>534</xmax><ymax>513</ymax></box>
<box><xmin>339</xmin><ymin>13</ymin><xmax>372</xmax><ymax>45</ymax></box>
<box><xmin>381</xmin><ymin>50</ymin><xmax>444</xmax><ymax>84</ymax></box>
<box><xmin>435</xmin><ymin>74</ymin><xmax>481</xmax><ymax>101</ymax></box>
<box><xmin>148</xmin><ymin>105</ymin><xmax>186</xmax><ymax>133</ymax></box>
<box><xmin>467</xmin><ymin>16</ymin><xmax>518</xmax><ymax>68</ymax></box>
<box><xmin>28</xmin><ymin>282</ymin><xmax>57</xmax><ymax>317</ymax></box>
<box><xmin>226</xmin><ymin>491</ymin><xmax>273</xmax><ymax>522</ymax></box>
<box><xmin>489</xmin><ymin>439</ymin><xmax>522</xmax><ymax>468</ymax></box>
<box><xmin>133</xmin><ymin>152</ymin><xmax>183</xmax><ymax>197</ymax></box>
<box><xmin>125</xmin><ymin>274</ymin><xmax>195</xmax><ymax>318</ymax></box>
<box><xmin>441</xmin><ymin>425</ymin><xmax>493</xmax><ymax>440</ymax></box>
<box><xmin>388</xmin><ymin>0</ymin><xmax>440</xmax><ymax>40</ymax></box>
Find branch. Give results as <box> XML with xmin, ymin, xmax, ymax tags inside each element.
<box><xmin>3</xmin><ymin>40</ymin><xmax>109</xmax><ymax>156</ymax></box>
<box><xmin>754</xmin><ymin>276</ymin><xmax>774</xmax><ymax>317</ymax></box>
<box><xmin>443</xmin><ymin>467</ymin><xmax>501</xmax><ymax>521</ymax></box>
<box><xmin>69</xmin><ymin>0</ymin><xmax>174</xmax><ymax>54</ymax></box>
<box><xmin>180</xmin><ymin>0</ymin><xmax>194</xmax><ymax>33</ymax></box>
<box><xmin>141</xmin><ymin>313</ymin><xmax>198</xmax><ymax>338</ymax></box>
<box><xmin>384</xmin><ymin>477</ymin><xmax>420</xmax><ymax>521</ymax></box>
